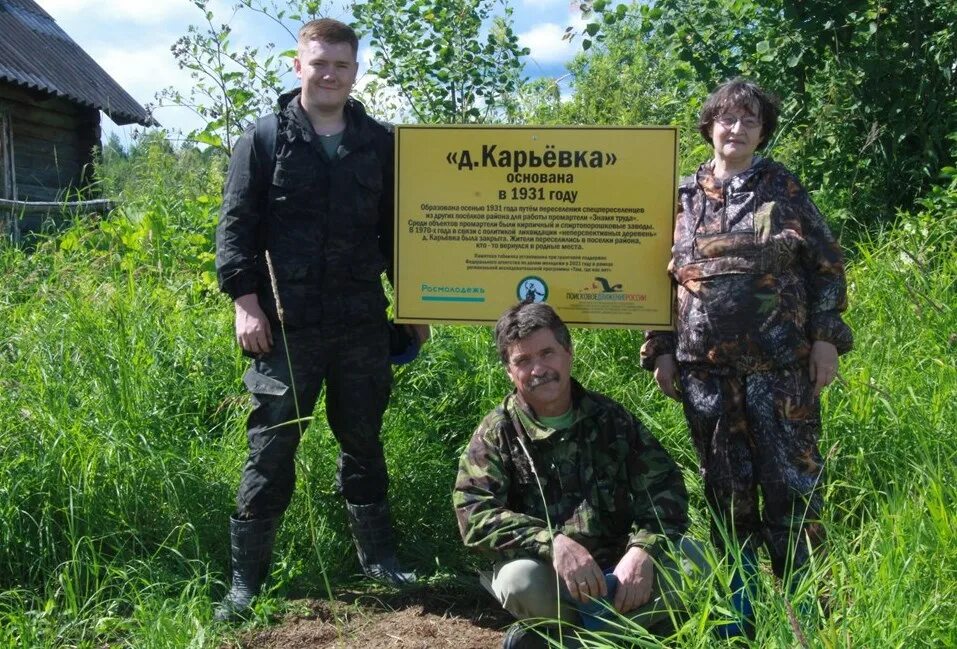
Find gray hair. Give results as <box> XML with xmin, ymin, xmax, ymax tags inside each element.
<box><xmin>494</xmin><ymin>302</ymin><xmax>571</xmax><ymax>364</ymax></box>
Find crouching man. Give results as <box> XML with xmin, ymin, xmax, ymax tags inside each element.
<box><xmin>453</xmin><ymin>302</ymin><xmax>707</xmax><ymax>647</ymax></box>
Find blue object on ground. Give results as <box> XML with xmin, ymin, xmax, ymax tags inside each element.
<box><xmin>714</xmin><ymin>548</ymin><xmax>758</xmax><ymax>638</ymax></box>
<box><xmin>576</xmin><ymin>572</ymin><xmax>620</xmax><ymax>632</ymax></box>
<box><xmin>388</xmin><ymin>321</ymin><xmax>419</xmax><ymax>365</ymax></box>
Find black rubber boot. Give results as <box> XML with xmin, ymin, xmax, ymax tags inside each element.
<box><xmin>213</xmin><ymin>516</ymin><xmax>279</xmax><ymax>622</ymax></box>
<box><xmin>345</xmin><ymin>500</ymin><xmax>415</xmax><ymax>585</ymax></box>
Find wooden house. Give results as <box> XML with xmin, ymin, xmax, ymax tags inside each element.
<box><xmin>0</xmin><ymin>0</ymin><xmax>153</xmax><ymax>238</ymax></box>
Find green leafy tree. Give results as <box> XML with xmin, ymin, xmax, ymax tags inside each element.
<box><xmin>353</xmin><ymin>0</ymin><xmax>529</xmax><ymax>123</ymax></box>
<box><xmin>155</xmin><ymin>0</ymin><xmax>323</xmax><ymax>154</ymax></box>
<box><xmin>522</xmin><ymin>16</ymin><xmax>707</xmax><ymax>173</ymax></box>
<box><xmin>574</xmin><ymin>0</ymin><xmax>957</xmax><ymax>225</ymax></box>
<box><xmin>158</xmin><ymin>0</ymin><xmax>529</xmax><ymax>148</ymax></box>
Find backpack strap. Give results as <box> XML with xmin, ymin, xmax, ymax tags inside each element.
<box><xmin>252</xmin><ymin>114</ymin><xmax>279</xmax><ymax>187</ymax></box>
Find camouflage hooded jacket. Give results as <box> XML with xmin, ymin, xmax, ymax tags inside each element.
<box><xmin>453</xmin><ymin>380</ymin><xmax>689</xmax><ymax>568</ymax></box>
<box><xmin>641</xmin><ymin>158</ymin><xmax>853</xmax><ymax>372</ymax></box>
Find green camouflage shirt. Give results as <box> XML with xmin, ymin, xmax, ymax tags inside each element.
<box><xmin>453</xmin><ymin>380</ymin><xmax>689</xmax><ymax>568</ymax></box>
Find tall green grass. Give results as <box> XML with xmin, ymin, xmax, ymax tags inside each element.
<box><xmin>0</xmin><ymin>141</ymin><xmax>954</xmax><ymax>647</ymax></box>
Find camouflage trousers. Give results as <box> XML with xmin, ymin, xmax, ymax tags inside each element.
<box><xmin>678</xmin><ymin>366</ymin><xmax>826</xmax><ymax>578</ymax></box>
<box><xmin>234</xmin><ymin>320</ymin><xmax>392</xmax><ymax>520</ymax></box>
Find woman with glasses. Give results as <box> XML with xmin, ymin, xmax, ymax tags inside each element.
<box><xmin>640</xmin><ymin>78</ymin><xmax>852</xmax><ymax>636</ymax></box>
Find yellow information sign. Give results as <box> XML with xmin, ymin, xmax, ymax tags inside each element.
<box><xmin>394</xmin><ymin>126</ymin><xmax>676</xmax><ymax>328</ymax></box>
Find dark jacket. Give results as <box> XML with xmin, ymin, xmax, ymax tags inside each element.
<box><xmin>641</xmin><ymin>158</ymin><xmax>852</xmax><ymax>372</ymax></box>
<box><xmin>216</xmin><ymin>90</ymin><xmax>394</xmax><ymax>330</ymax></box>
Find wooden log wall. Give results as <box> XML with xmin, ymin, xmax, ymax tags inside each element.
<box><xmin>0</xmin><ymin>83</ymin><xmax>101</xmax><ymax>236</ymax></box>
<box><xmin>0</xmin><ymin>83</ymin><xmax>100</xmax><ymax>199</ymax></box>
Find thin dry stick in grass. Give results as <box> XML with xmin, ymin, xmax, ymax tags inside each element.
<box><xmin>265</xmin><ymin>250</ymin><xmax>338</xmax><ymax>624</ymax></box>
<box><xmin>514</xmin><ymin>434</ymin><xmax>568</xmax><ymax>644</ymax></box>
<box><xmin>785</xmin><ymin>599</ymin><xmax>810</xmax><ymax>649</ymax></box>
<box><xmin>265</xmin><ymin>250</ymin><xmax>302</xmax><ymax>436</ymax></box>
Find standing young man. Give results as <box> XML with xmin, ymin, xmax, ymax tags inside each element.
<box><xmin>214</xmin><ymin>18</ymin><xmax>426</xmax><ymax>620</ymax></box>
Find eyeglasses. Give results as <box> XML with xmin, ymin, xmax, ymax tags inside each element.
<box><xmin>715</xmin><ymin>113</ymin><xmax>762</xmax><ymax>130</ymax></box>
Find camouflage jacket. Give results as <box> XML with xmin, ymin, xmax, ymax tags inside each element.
<box><xmin>641</xmin><ymin>158</ymin><xmax>853</xmax><ymax>372</ymax></box>
<box><xmin>216</xmin><ymin>90</ymin><xmax>394</xmax><ymax>330</ymax></box>
<box><xmin>453</xmin><ymin>380</ymin><xmax>689</xmax><ymax>568</ymax></box>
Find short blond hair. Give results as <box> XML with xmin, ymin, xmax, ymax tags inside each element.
<box><xmin>297</xmin><ymin>18</ymin><xmax>358</xmax><ymax>58</ymax></box>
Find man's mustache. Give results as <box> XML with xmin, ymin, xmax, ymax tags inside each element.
<box><xmin>528</xmin><ymin>372</ymin><xmax>560</xmax><ymax>389</ymax></box>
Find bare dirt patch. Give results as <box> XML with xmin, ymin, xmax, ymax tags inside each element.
<box><xmin>234</xmin><ymin>583</ymin><xmax>512</xmax><ymax>648</ymax></box>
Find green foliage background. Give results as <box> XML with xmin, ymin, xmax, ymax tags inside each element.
<box><xmin>1</xmin><ymin>1</ymin><xmax>956</xmax><ymax>646</ymax></box>
<box><xmin>1</xmin><ymin>134</ymin><xmax>955</xmax><ymax>648</ymax></box>
<box><xmin>574</xmin><ymin>0</ymin><xmax>957</xmax><ymax>228</ymax></box>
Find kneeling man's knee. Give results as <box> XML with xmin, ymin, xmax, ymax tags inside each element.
<box><xmin>492</xmin><ymin>559</ymin><xmax>561</xmax><ymax>619</ymax></box>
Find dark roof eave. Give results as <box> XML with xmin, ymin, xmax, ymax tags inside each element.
<box><xmin>0</xmin><ymin>75</ymin><xmax>156</xmax><ymax>127</ymax></box>
<box><xmin>0</xmin><ymin>1</ymin><xmax>156</xmax><ymax>128</ymax></box>
<box><xmin>107</xmin><ymin>110</ymin><xmax>160</xmax><ymax>128</ymax></box>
